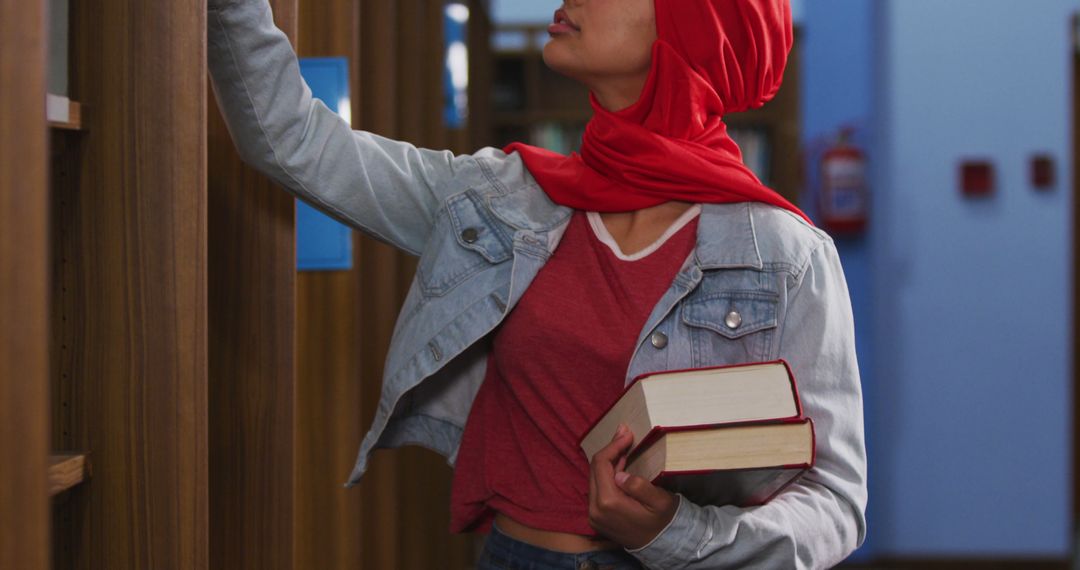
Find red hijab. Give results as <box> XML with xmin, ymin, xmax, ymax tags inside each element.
<box><xmin>503</xmin><ymin>0</ymin><xmax>810</xmax><ymax>224</ymax></box>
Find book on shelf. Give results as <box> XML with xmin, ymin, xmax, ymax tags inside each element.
<box><xmin>47</xmin><ymin>0</ymin><xmax>73</xmax><ymax>126</ymax></box>
<box><xmin>579</xmin><ymin>360</ymin><xmax>815</xmax><ymax>508</ymax></box>
<box><xmin>48</xmin><ymin>0</ymin><xmax>69</xmax><ymax>98</ymax></box>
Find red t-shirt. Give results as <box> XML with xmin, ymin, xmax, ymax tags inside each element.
<box><xmin>449</xmin><ymin>207</ymin><xmax>700</xmax><ymax>536</ymax></box>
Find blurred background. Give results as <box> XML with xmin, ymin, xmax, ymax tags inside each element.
<box><xmin>1</xmin><ymin>0</ymin><xmax>1074</xmax><ymax>568</ymax></box>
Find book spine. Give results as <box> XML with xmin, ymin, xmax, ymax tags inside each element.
<box><xmin>780</xmin><ymin>359</ymin><xmax>804</xmax><ymax>418</ymax></box>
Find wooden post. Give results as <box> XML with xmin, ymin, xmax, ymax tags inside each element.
<box><xmin>0</xmin><ymin>0</ymin><xmax>49</xmax><ymax>566</ymax></box>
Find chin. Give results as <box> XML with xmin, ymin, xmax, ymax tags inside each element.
<box><xmin>542</xmin><ymin>41</ymin><xmax>583</xmax><ymax>83</ymax></box>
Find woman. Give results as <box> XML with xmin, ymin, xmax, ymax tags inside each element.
<box><xmin>207</xmin><ymin>0</ymin><xmax>867</xmax><ymax>567</ymax></box>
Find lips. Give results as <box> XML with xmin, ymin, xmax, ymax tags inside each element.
<box><xmin>552</xmin><ymin>8</ymin><xmax>580</xmax><ymax>31</ymax></box>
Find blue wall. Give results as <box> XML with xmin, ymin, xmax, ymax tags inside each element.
<box><xmin>805</xmin><ymin>0</ymin><xmax>1076</xmax><ymax>558</ymax></box>
<box><xmin>870</xmin><ymin>0</ymin><xmax>1075</xmax><ymax>556</ymax></box>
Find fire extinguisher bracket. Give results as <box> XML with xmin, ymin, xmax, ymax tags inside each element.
<box><xmin>819</xmin><ymin>128</ymin><xmax>868</xmax><ymax>236</ymax></box>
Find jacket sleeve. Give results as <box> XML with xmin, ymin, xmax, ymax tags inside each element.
<box><xmin>626</xmin><ymin>238</ymin><xmax>868</xmax><ymax>569</ymax></box>
<box><xmin>207</xmin><ymin>0</ymin><xmax>497</xmax><ymax>256</ymax></box>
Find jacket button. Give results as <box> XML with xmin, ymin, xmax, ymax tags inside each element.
<box><xmin>461</xmin><ymin>227</ymin><xmax>479</xmax><ymax>243</ymax></box>
<box><xmin>725</xmin><ymin>310</ymin><xmax>743</xmax><ymax>330</ymax></box>
<box><xmin>650</xmin><ymin>332</ymin><xmax>668</xmax><ymax>349</ymax></box>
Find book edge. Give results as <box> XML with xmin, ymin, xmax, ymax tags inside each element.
<box><xmin>577</xmin><ymin>359</ymin><xmax>797</xmax><ymax>454</ymax></box>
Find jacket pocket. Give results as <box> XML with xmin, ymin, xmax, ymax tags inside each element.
<box><xmin>680</xmin><ymin>291</ymin><xmax>780</xmax><ymax>363</ymax></box>
<box><xmin>417</xmin><ymin>190</ymin><xmax>513</xmax><ymax>297</ymax></box>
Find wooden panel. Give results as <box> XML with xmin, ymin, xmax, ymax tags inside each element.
<box><xmin>0</xmin><ymin>0</ymin><xmax>50</xmax><ymax>567</ymax></box>
<box><xmin>49</xmin><ymin>124</ymin><xmax>84</xmax><ymax>570</ymax></box>
<box><xmin>206</xmin><ymin>0</ymin><xmax>297</xmax><ymax>568</ymax></box>
<box><xmin>354</xmin><ymin>1</ymin><xmax>404</xmax><ymax>568</ymax></box>
<box><xmin>53</xmin><ymin>0</ymin><xmax>209</xmax><ymax>567</ymax></box>
<box><xmin>393</xmin><ymin>1</ymin><xmax>476</xmax><ymax>569</ymax></box>
<box><xmin>294</xmin><ymin>0</ymin><xmax>366</xmax><ymax>568</ymax></box>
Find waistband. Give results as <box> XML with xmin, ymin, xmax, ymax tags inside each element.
<box><xmin>480</xmin><ymin>521</ymin><xmax>644</xmax><ymax>570</ymax></box>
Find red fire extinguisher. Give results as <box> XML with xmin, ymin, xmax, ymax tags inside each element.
<box><xmin>819</xmin><ymin>127</ymin><xmax>868</xmax><ymax>235</ymax></box>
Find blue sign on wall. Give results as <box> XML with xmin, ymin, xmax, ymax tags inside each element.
<box><xmin>443</xmin><ymin>4</ymin><xmax>469</xmax><ymax>128</ymax></box>
<box><xmin>297</xmin><ymin>57</ymin><xmax>353</xmax><ymax>271</ymax></box>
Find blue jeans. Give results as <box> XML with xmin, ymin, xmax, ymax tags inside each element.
<box><xmin>476</xmin><ymin>522</ymin><xmax>645</xmax><ymax>570</ymax></box>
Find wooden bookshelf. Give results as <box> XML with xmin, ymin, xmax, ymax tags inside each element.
<box><xmin>47</xmin><ymin>0</ymin><xmax>210</xmax><ymax>567</ymax></box>
<box><xmin>710</xmin><ymin>29</ymin><xmax>804</xmax><ymax>204</ymax></box>
<box><xmin>5</xmin><ymin>0</ymin><xmax>496</xmax><ymax>567</ymax></box>
<box><xmin>491</xmin><ymin>25</ymin><xmax>591</xmax><ymax>152</ymax></box>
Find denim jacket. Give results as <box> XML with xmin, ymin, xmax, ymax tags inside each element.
<box><xmin>208</xmin><ymin>1</ymin><xmax>868</xmax><ymax>567</ymax></box>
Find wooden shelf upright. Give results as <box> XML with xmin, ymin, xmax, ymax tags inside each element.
<box><xmin>46</xmin><ymin>0</ymin><xmax>210</xmax><ymax>567</ymax></box>
<box><xmin>1</xmin><ymin>0</ymin><xmax>51</xmax><ymax>566</ymax></box>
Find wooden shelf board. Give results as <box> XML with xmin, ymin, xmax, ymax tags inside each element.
<box><xmin>48</xmin><ymin>101</ymin><xmax>83</xmax><ymax>131</ymax></box>
<box><xmin>49</xmin><ymin>453</ymin><xmax>89</xmax><ymax>496</ymax></box>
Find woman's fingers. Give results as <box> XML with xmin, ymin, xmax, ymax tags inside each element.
<box><xmin>616</xmin><ymin>473</ymin><xmax>674</xmax><ymax>514</ymax></box>
<box><xmin>590</xmin><ymin>424</ymin><xmax>636</xmax><ymax>513</ymax></box>
<box><xmin>594</xmin><ymin>424</ymin><xmax>634</xmax><ymax>463</ymax></box>
<box><xmin>591</xmin><ymin>424</ymin><xmax>633</xmax><ymax>485</ymax></box>
<box><xmin>587</xmin><ymin>423</ymin><xmax>679</xmax><ymax>547</ymax></box>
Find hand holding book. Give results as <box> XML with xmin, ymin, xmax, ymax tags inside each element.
<box><xmin>586</xmin><ymin>423</ymin><xmax>679</xmax><ymax>550</ymax></box>
<box><xmin>580</xmin><ymin>360</ymin><xmax>816</xmax><ymax>510</ymax></box>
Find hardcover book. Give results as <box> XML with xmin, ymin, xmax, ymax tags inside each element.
<box><xmin>580</xmin><ymin>360</ymin><xmax>815</xmax><ymax>507</ymax></box>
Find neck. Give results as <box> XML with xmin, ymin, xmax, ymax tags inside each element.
<box><xmin>588</xmin><ymin>72</ymin><xmax>649</xmax><ymax>113</ymax></box>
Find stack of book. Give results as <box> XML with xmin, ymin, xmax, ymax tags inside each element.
<box><xmin>580</xmin><ymin>360</ymin><xmax>815</xmax><ymax>507</ymax></box>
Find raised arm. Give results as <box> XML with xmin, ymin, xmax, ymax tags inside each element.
<box><xmin>208</xmin><ymin>0</ymin><xmax>493</xmax><ymax>255</ymax></box>
<box><xmin>627</xmin><ymin>239</ymin><xmax>868</xmax><ymax>569</ymax></box>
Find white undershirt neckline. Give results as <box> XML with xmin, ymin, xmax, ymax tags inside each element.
<box><xmin>585</xmin><ymin>204</ymin><xmax>702</xmax><ymax>262</ymax></box>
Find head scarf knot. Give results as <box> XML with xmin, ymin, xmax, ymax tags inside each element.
<box><xmin>503</xmin><ymin>0</ymin><xmax>809</xmax><ymax>223</ymax></box>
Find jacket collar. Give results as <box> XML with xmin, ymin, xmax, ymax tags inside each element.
<box><xmin>484</xmin><ymin>184</ymin><xmax>763</xmax><ymax>271</ymax></box>
<box><xmin>694</xmin><ymin>202</ymin><xmax>764</xmax><ymax>270</ymax></box>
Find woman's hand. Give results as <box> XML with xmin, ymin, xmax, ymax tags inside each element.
<box><xmin>587</xmin><ymin>423</ymin><xmax>679</xmax><ymax>550</ymax></box>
